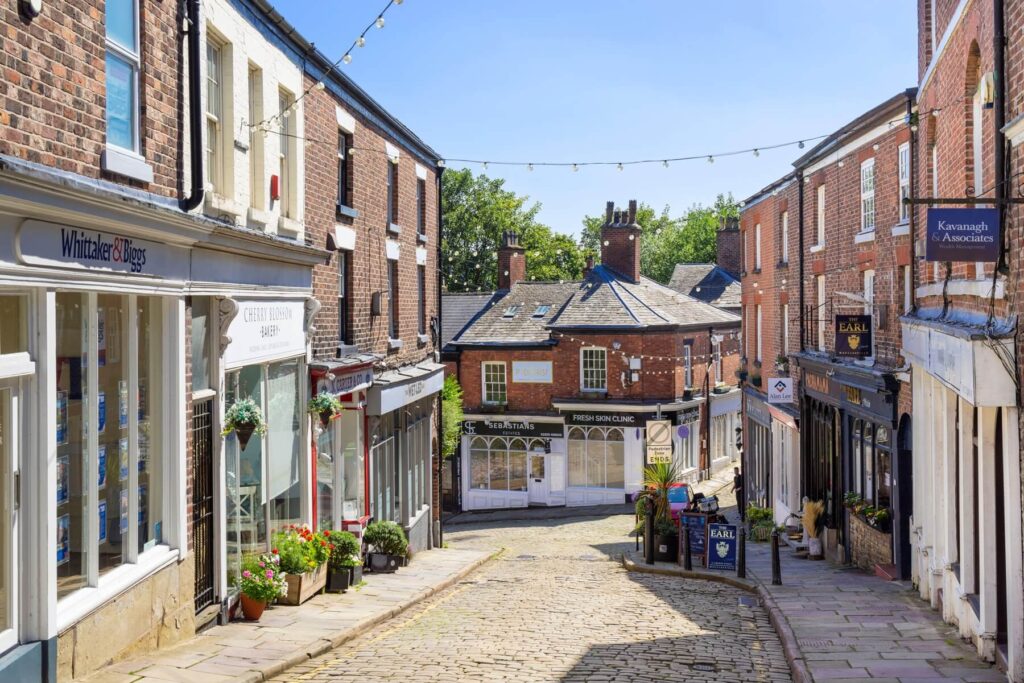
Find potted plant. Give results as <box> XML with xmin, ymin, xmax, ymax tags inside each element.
<box><xmin>324</xmin><ymin>529</ymin><xmax>361</xmax><ymax>592</ymax></box>
<box><xmin>222</xmin><ymin>397</ymin><xmax>267</xmax><ymax>451</ymax></box>
<box><xmin>637</xmin><ymin>462</ymin><xmax>682</xmax><ymax>562</ymax></box>
<box><xmin>803</xmin><ymin>499</ymin><xmax>826</xmax><ymax>559</ymax></box>
<box><xmin>363</xmin><ymin>520</ymin><xmax>408</xmax><ymax>573</ymax></box>
<box><xmin>272</xmin><ymin>525</ymin><xmax>330</xmax><ymax>605</ymax></box>
<box><xmin>775</xmin><ymin>355</ymin><xmax>789</xmax><ymax>374</ymax></box>
<box><xmin>682</xmin><ymin>386</ymin><xmax>696</xmax><ymax>401</ymax></box>
<box><xmin>750</xmin><ymin>374</ymin><xmax>763</xmax><ymax>388</ymax></box>
<box><xmin>735</xmin><ymin>359</ymin><xmax>749</xmax><ymax>382</ymax></box>
<box><xmin>308</xmin><ymin>391</ymin><xmax>343</xmax><ymax>429</ymax></box>
<box><xmin>713</xmin><ymin>381</ymin><xmax>730</xmax><ymax>395</ymax></box>
<box><xmin>238</xmin><ymin>553</ymin><xmax>286</xmax><ymax>621</ymax></box>
<box><xmin>746</xmin><ymin>504</ymin><xmax>775</xmax><ymax>542</ymax></box>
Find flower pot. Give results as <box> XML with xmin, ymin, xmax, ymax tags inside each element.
<box><xmin>653</xmin><ymin>533</ymin><xmax>679</xmax><ymax>563</ymax></box>
<box><xmin>239</xmin><ymin>594</ymin><xmax>267</xmax><ymax>621</ymax></box>
<box><xmin>348</xmin><ymin>564</ymin><xmax>363</xmax><ymax>586</ymax></box>
<box><xmin>808</xmin><ymin>536</ymin><xmax>823</xmax><ymax>558</ymax></box>
<box><xmin>326</xmin><ymin>568</ymin><xmax>351</xmax><ymax>593</ymax></box>
<box><xmin>682</xmin><ymin>389</ymin><xmax>694</xmax><ymax>401</ymax></box>
<box><xmin>235</xmin><ymin>422</ymin><xmax>256</xmax><ymax>451</ymax></box>
<box><xmin>279</xmin><ymin>565</ymin><xmax>328</xmax><ymax>605</ymax></box>
<box><xmin>713</xmin><ymin>385</ymin><xmax>730</xmax><ymax>395</ymax></box>
<box><xmin>319</xmin><ymin>409</ymin><xmax>334</xmax><ymax>429</ymax></box>
<box><xmin>368</xmin><ymin>553</ymin><xmax>400</xmax><ymax>573</ymax></box>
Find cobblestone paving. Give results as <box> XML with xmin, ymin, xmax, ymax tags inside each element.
<box><xmin>276</xmin><ymin>513</ymin><xmax>791</xmax><ymax>682</ymax></box>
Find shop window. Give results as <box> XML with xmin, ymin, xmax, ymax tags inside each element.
<box><xmin>673</xmin><ymin>417</ymin><xmax>698</xmax><ymax>472</ymax></box>
<box><xmin>137</xmin><ymin>297</ymin><xmax>164</xmax><ymax>554</ymax></box>
<box><xmin>568</xmin><ymin>427</ymin><xmax>624</xmax><ymax>490</ymax></box>
<box><xmin>876</xmin><ymin>425</ymin><xmax>891</xmax><ymax>508</ymax></box>
<box><xmin>191</xmin><ymin>297</ymin><xmax>211</xmax><ymax>393</ymax></box>
<box><xmin>0</xmin><ymin>295</ymin><xmax>26</xmax><ymax>355</ymax></box>
<box><xmin>267</xmin><ymin>359</ymin><xmax>302</xmax><ymax>531</ymax></box>
<box><xmin>468</xmin><ymin>436</ymin><xmax>527</xmax><ymax>493</ymax></box>
<box><xmin>469</xmin><ymin>437</ymin><xmax>489</xmax><ymax>490</ymax></box>
<box><xmin>580</xmin><ymin>348</ymin><xmax>607</xmax><ymax>392</ymax></box>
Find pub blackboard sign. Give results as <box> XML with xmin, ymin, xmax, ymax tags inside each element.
<box><xmin>679</xmin><ymin>512</ymin><xmax>708</xmax><ymax>564</ymax></box>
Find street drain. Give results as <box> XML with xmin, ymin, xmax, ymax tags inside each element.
<box><xmin>737</xmin><ymin>596</ymin><xmax>758</xmax><ymax>608</ymax></box>
<box><xmin>515</xmin><ymin>555</ymin><xmax>536</xmax><ymax>561</ymax></box>
<box><xmin>692</xmin><ymin>663</ymin><xmax>717</xmax><ymax>672</ymax></box>
<box><xmin>799</xmin><ymin>639</ymin><xmax>833</xmax><ymax>648</ymax></box>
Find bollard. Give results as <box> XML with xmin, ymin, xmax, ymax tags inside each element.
<box><xmin>682</xmin><ymin>526</ymin><xmax>692</xmax><ymax>571</ymax></box>
<box><xmin>635</xmin><ymin>509</ymin><xmax>639</xmax><ymax>553</ymax></box>
<box><xmin>771</xmin><ymin>528</ymin><xmax>782</xmax><ymax>585</ymax></box>
<box><xmin>644</xmin><ymin>497</ymin><xmax>655</xmax><ymax>565</ymax></box>
<box><xmin>737</xmin><ymin>526</ymin><xmax>747</xmax><ymax>579</ymax></box>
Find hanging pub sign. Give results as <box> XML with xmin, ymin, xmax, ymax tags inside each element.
<box><xmin>926</xmin><ymin>207</ymin><xmax>1000</xmax><ymax>262</ymax></box>
<box><xmin>835</xmin><ymin>314</ymin><xmax>872</xmax><ymax>358</ymax></box>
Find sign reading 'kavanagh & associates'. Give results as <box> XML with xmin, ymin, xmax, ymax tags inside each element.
<box><xmin>926</xmin><ymin>207</ymin><xmax>1000</xmax><ymax>262</ymax></box>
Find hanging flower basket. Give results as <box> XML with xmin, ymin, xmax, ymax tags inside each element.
<box><xmin>222</xmin><ymin>398</ymin><xmax>267</xmax><ymax>452</ymax></box>
<box><xmin>308</xmin><ymin>392</ymin><xmax>343</xmax><ymax>429</ymax></box>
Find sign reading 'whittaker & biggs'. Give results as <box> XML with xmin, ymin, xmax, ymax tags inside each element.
<box><xmin>835</xmin><ymin>314</ymin><xmax>872</xmax><ymax>358</ymax></box>
<box><xmin>926</xmin><ymin>207</ymin><xmax>1000</xmax><ymax>262</ymax></box>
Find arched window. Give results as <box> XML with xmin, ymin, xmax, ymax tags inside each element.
<box><xmin>508</xmin><ymin>439</ymin><xmax>527</xmax><ymax>492</ymax></box>
<box><xmin>468</xmin><ymin>436</ymin><xmax>530</xmax><ymax>493</ymax></box>
<box><xmin>470</xmin><ymin>437</ymin><xmax>489</xmax><ymax>490</ymax></box>
<box><xmin>568</xmin><ymin>427</ymin><xmax>625</xmax><ymax>490</ymax></box>
<box><xmin>489</xmin><ymin>437</ymin><xmax>508</xmax><ymax>491</ymax></box>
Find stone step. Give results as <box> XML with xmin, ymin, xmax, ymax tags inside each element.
<box><xmin>874</xmin><ymin>563</ymin><xmax>899</xmax><ymax>581</ymax></box>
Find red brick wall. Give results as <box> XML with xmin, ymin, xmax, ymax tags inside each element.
<box><xmin>600</xmin><ymin>225</ymin><xmax>641</xmax><ymax>282</ymax></box>
<box><xmin>497</xmin><ymin>245</ymin><xmax>525</xmax><ymax>290</ymax></box>
<box><xmin>303</xmin><ymin>75</ymin><xmax>439</xmax><ymax>367</ymax></box>
<box><xmin>716</xmin><ymin>225</ymin><xmax>742</xmax><ymax>277</ymax></box>
<box><xmin>0</xmin><ymin>0</ymin><xmax>181</xmax><ymax>194</ymax></box>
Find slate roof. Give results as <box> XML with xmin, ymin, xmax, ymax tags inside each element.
<box><xmin>441</xmin><ymin>292</ymin><xmax>499</xmax><ymax>348</ymax></box>
<box><xmin>451</xmin><ymin>266</ymin><xmax>739</xmax><ymax>346</ymax></box>
<box><xmin>666</xmin><ymin>264</ymin><xmax>742</xmax><ymax>312</ymax></box>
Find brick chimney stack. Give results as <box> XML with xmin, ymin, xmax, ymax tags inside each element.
<box><xmin>599</xmin><ymin>199</ymin><xmax>641</xmax><ymax>282</ymax></box>
<box><xmin>497</xmin><ymin>230</ymin><xmax>526</xmax><ymax>290</ymax></box>
<box><xmin>716</xmin><ymin>216</ymin><xmax>741</xmax><ymax>278</ymax></box>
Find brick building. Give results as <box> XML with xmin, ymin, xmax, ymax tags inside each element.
<box><xmin>902</xmin><ymin>1</ymin><xmax>1023</xmax><ymax>677</ymax></box>
<box><xmin>444</xmin><ymin>202</ymin><xmax>742</xmax><ymax>512</ymax></box>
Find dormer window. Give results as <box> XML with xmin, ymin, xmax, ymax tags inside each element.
<box><xmin>502</xmin><ymin>305</ymin><xmax>520</xmax><ymax>318</ymax></box>
<box><xmin>532</xmin><ymin>305</ymin><xmax>551</xmax><ymax>318</ymax></box>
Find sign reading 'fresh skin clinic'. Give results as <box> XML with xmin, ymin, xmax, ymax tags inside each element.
<box><xmin>926</xmin><ymin>207</ymin><xmax>1000</xmax><ymax>262</ymax></box>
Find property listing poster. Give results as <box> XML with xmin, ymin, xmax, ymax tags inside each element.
<box><xmin>119</xmin><ymin>437</ymin><xmax>129</xmax><ymax>481</ymax></box>
<box><xmin>57</xmin><ymin>514</ymin><xmax>70</xmax><ymax>565</ymax></box>
<box><xmin>98</xmin><ymin>500</ymin><xmax>108</xmax><ymax>543</ymax></box>
<box><xmin>56</xmin><ymin>455</ymin><xmax>69</xmax><ymax>505</ymax></box>
<box><xmin>56</xmin><ymin>390</ymin><xmax>68</xmax><ymax>445</ymax></box>
<box><xmin>97</xmin><ymin>444</ymin><xmax>107</xmax><ymax>490</ymax></box>
<box><xmin>119</xmin><ymin>380</ymin><xmax>128</xmax><ymax>430</ymax></box>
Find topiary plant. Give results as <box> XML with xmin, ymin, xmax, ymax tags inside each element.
<box><xmin>324</xmin><ymin>530</ymin><xmax>361</xmax><ymax>570</ymax></box>
<box><xmin>363</xmin><ymin>520</ymin><xmax>408</xmax><ymax>557</ymax></box>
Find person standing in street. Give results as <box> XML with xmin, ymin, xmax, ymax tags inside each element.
<box><xmin>732</xmin><ymin>466</ymin><xmax>745</xmax><ymax>521</ymax></box>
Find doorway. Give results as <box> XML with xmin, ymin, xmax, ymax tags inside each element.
<box><xmin>0</xmin><ymin>383</ymin><xmax>20</xmax><ymax>655</ymax></box>
<box><xmin>528</xmin><ymin>453</ymin><xmax>548</xmax><ymax>506</ymax></box>
<box><xmin>191</xmin><ymin>398</ymin><xmax>215</xmax><ymax>613</ymax></box>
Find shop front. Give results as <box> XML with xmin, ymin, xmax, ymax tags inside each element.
<box><xmin>366</xmin><ymin>363</ymin><xmax>444</xmax><ymax>552</ymax></box>
<box><xmin>217</xmin><ymin>298</ymin><xmax>313</xmax><ymax>601</ymax></box>
<box><xmin>0</xmin><ymin>211</ymin><xmax>192</xmax><ymax>682</ymax></box>
<box><xmin>767</xmin><ymin>402</ymin><xmax>800</xmax><ymax>527</ymax></box>
<box><xmin>709</xmin><ymin>388</ymin><xmax>742</xmax><ymax>473</ymax></box>
<box><xmin>310</xmin><ymin>359</ymin><xmax>375</xmax><ymax>535</ymax></box>
<box><xmin>795</xmin><ymin>360</ymin><xmax>842</xmax><ymax>560</ymax></box>
<box><xmin>743</xmin><ymin>389</ymin><xmax>772</xmax><ymax>510</ymax></box>
<box><xmin>461</xmin><ymin>416</ymin><xmax>565</xmax><ymax>511</ymax></box>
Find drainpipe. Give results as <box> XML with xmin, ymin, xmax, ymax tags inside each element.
<box><xmin>907</xmin><ymin>90</ymin><xmax>918</xmax><ymax>310</ymax></box>
<box><xmin>994</xmin><ymin>0</ymin><xmax>1007</xmax><ymax>272</ymax></box>
<box><xmin>435</xmin><ymin>165</ymin><xmax>444</xmax><ymax>546</ymax></box>
<box><xmin>797</xmin><ymin>172</ymin><xmax>805</xmax><ymax>351</ymax></box>
<box><xmin>180</xmin><ymin>0</ymin><xmax>205</xmax><ymax>212</ymax></box>
<box><xmin>704</xmin><ymin>328</ymin><xmax>713</xmax><ymax>480</ymax></box>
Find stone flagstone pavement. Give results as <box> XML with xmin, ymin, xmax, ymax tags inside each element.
<box><xmin>77</xmin><ymin>547</ymin><xmax>491</xmax><ymax>683</ymax></box>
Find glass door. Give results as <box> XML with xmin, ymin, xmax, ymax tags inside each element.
<box><xmin>0</xmin><ymin>384</ymin><xmax>19</xmax><ymax>654</ymax></box>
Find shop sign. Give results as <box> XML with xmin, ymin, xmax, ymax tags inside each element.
<box><xmin>926</xmin><ymin>207</ymin><xmax>1000</xmax><ymax>262</ymax></box>
<box><xmin>16</xmin><ymin>219</ymin><xmax>187</xmax><ymax>279</ymax></box>
<box><xmin>325</xmin><ymin>366</ymin><xmax>374</xmax><ymax>396</ymax></box>
<box><xmin>645</xmin><ymin>419</ymin><xmax>672</xmax><ymax>463</ymax></box>
<box><xmin>564</xmin><ymin>411</ymin><xmax>655</xmax><ymax>427</ymax></box>
<box><xmin>223</xmin><ymin>299</ymin><xmax>307</xmax><ymax>367</ymax></box>
<box><xmin>767</xmin><ymin>377</ymin><xmax>793</xmax><ymax>404</ymax></box>
<box><xmin>511</xmin><ymin>361</ymin><xmax>553</xmax><ymax>384</ymax></box>
<box><xmin>706</xmin><ymin>523</ymin><xmax>738</xmax><ymax>571</ymax></box>
<box><xmin>804</xmin><ymin>372</ymin><xmax>831</xmax><ymax>397</ymax></box>
<box><xmin>463</xmin><ymin>418</ymin><xmax>563</xmax><ymax>439</ymax></box>
<box><xmin>679</xmin><ymin>512</ymin><xmax>708</xmax><ymax>563</ymax></box>
<box><xmin>676</xmin><ymin>406</ymin><xmax>700</xmax><ymax>424</ymax></box>
<box><xmin>369</xmin><ymin>367</ymin><xmax>444</xmax><ymax>415</ymax></box>
<box><xmin>835</xmin><ymin>315</ymin><xmax>872</xmax><ymax>358</ymax></box>
<box><xmin>745</xmin><ymin>392</ymin><xmax>770</xmax><ymax>426</ymax></box>
<box><xmin>843</xmin><ymin>386</ymin><xmax>862</xmax><ymax>405</ymax></box>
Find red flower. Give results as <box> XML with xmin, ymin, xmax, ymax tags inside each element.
<box><xmin>320</xmin><ymin>540</ymin><xmax>327</xmax><ymax>546</ymax></box>
<box><xmin>271</xmin><ymin>548</ymin><xmax>279</xmax><ymax>554</ymax></box>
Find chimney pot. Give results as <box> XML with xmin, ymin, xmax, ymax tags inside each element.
<box><xmin>628</xmin><ymin>199</ymin><xmax>637</xmax><ymax>225</ymax></box>
<box><xmin>605</xmin><ymin>201</ymin><xmax>614</xmax><ymax>224</ymax></box>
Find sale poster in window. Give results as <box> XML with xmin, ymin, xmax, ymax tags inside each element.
<box><xmin>107</xmin><ymin>307</ymin><xmax>120</xmax><ymax>364</ymax></box>
<box><xmin>98</xmin><ymin>391</ymin><xmax>106</xmax><ymax>434</ymax></box>
<box><xmin>138</xmin><ymin>484</ymin><xmax>147</xmax><ymax>525</ymax></box>
<box><xmin>138</xmin><ymin>378</ymin><xmax>147</xmax><ymax>421</ymax></box>
<box><xmin>119</xmin><ymin>489</ymin><xmax>129</xmax><ymax>534</ymax></box>
<box><xmin>97</xmin><ymin>307</ymin><xmax>106</xmax><ymax>367</ymax></box>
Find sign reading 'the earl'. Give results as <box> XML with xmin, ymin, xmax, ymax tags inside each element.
<box><xmin>835</xmin><ymin>314</ymin><xmax>872</xmax><ymax>358</ymax></box>
<box><xmin>706</xmin><ymin>523</ymin><xmax>738</xmax><ymax>571</ymax></box>
<box><xmin>926</xmin><ymin>207</ymin><xmax>1000</xmax><ymax>262</ymax></box>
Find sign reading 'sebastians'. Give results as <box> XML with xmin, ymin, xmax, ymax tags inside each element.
<box><xmin>224</xmin><ymin>299</ymin><xmax>307</xmax><ymax>367</ymax></box>
<box><xmin>16</xmin><ymin>219</ymin><xmax>187</xmax><ymax>279</ymax></box>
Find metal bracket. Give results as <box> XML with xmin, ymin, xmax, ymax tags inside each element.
<box><xmin>903</xmin><ymin>197</ymin><xmax>1024</xmax><ymax>205</ymax></box>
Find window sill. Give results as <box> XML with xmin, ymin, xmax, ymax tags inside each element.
<box><xmin>57</xmin><ymin>545</ymin><xmax>178</xmax><ymax>633</ymax></box>
<box><xmin>336</xmin><ymin>343</ymin><xmax>360</xmax><ymax>358</ymax></box>
<box><xmin>891</xmin><ymin>222</ymin><xmax>911</xmax><ymax>236</ymax></box>
<box><xmin>247</xmin><ymin>206</ymin><xmax>274</xmax><ymax>230</ymax></box>
<box><xmin>854</xmin><ymin>230</ymin><xmax>876</xmax><ymax>244</ymax></box>
<box><xmin>278</xmin><ymin>216</ymin><xmax>304</xmax><ymax>239</ymax></box>
<box><xmin>387</xmin><ymin>337</ymin><xmax>403</xmax><ymax>351</ymax></box>
<box><xmin>417</xmin><ymin>333</ymin><xmax>429</xmax><ymax>346</ymax></box>
<box><xmin>387</xmin><ymin>223</ymin><xmax>402</xmax><ymax>235</ymax></box>
<box><xmin>580</xmin><ymin>389</ymin><xmax>608</xmax><ymax>397</ymax></box>
<box><xmin>751</xmin><ymin>268</ymin><xmax>762</xmax><ymax>275</ymax></box>
<box><xmin>776</xmin><ymin>260</ymin><xmax>789</xmax><ymax>269</ymax></box>
<box><xmin>204</xmin><ymin>192</ymin><xmax>245</xmax><ymax>221</ymax></box>
<box><xmin>100</xmin><ymin>144</ymin><xmax>154</xmax><ymax>184</ymax></box>
<box><xmin>809</xmin><ymin>244</ymin><xmax>825</xmax><ymax>253</ymax></box>
<box><xmin>417</xmin><ymin>232</ymin><xmax>428</xmax><ymax>245</ymax></box>
<box><xmin>336</xmin><ymin>204</ymin><xmax>359</xmax><ymax>220</ymax></box>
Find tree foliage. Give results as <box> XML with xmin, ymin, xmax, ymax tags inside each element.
<box><xmin>441</xmin><ymin>168</ymin><xmax>584</xmax><ymax>291</ymax></box>
<box><xmin>440</xmin><ymin>375</ymin><xmax>464</xmax><ymax>460</ymax></box>
<box><xmin>579</xmin><ymin>194</ymin><xmax>740</xmax><ymax>284</ymax></box>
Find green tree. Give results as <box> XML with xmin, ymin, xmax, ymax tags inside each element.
<box><xmin>578</xmin><ymin>194</ymin><xmax>740</xmax><ymax>284</ymax></box>
<box><xmin>441</xmin><ymin>168</ymin><xmax>583</xmax><ymax>291</ymax></box>
<box><xmin>440</xmin><ymin>375</ymin><xmax>464</xmax><ymax>460</ymax></box>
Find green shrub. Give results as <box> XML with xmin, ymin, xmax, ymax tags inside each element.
<box><xmin>363</xmin><ymin>520</ymin><xmax>408</xmax><ymax>556</ymax></box>
<box><xmin>745</xmin><ymin>504</ymin><xmax>773</xmax><ymax>525</ymax></box>
<box><xmin>324</xmin><ymin>530</ymin><xmax>361</xmax><ymax>570</ymax></box>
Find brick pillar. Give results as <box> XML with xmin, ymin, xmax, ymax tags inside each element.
<box><xmin>497</xmin><ymin>231</ymin><xmax>525</xmax><ymax>290</ymax></box>
<box><xmin>600</xmin><ymin>199</ymin><xmax>641</xmax><ymax>282</ymax></box>
<box><xmin>717</xmin><ymin>217</ymin><xmax>741</xmax><ymax>278</ymax></box>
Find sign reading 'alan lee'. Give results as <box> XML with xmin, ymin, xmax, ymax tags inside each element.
<box><xmin>16</xmin><ymin>220</ymin><xmax>187</xmax><ymax>279</ymax></box>
<box><xmin>224</xmin><ymin>300</ymin><xmax>307</xmax><ymax>367</ymax></box>
<box><xmin>511</xmin><ymin>361</ymin><xmax>553</xmax><ymax>384</ymax></box>
<box><xmin>462</xmin><ymin>419</ymin><xmax>563</xmax><ymax>439</ymax></box>
<box><xmin>926</xmin><ymin>207</ymin><xmax>1000</xmax><ymax>262</ymax></box>
<box><xmin>767</xmin><ymin>377</ymin><xmax>794</xmax><ymax>404</ymax></box>
<box><xmin>835</xmin><ymin>314</ymin><xmax>872</xmax><ymax>358</ymax></box>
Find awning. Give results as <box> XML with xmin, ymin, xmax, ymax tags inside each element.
<box><xmin>367</xmin><ymin>361</ymin><xmax>445</xmax><ymax>416</ymax></box>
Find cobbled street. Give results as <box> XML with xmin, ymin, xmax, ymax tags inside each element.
<box><xmin>276</xmin><ymin>512</ymin><xmax>791</xmax><ymax>683</ymax></box>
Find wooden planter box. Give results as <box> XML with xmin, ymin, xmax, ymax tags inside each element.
<box><xmin>279</xmin><ymin>565</ymin><xmax>327</xmax><ymax>605</ymax></box>
<box><xmin>848</xmin><ymin>511</ymin><xmax>892</xmax><ymax>571</ymax></box>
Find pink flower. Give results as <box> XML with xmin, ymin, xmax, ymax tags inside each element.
<box><xmin>265</xmin><ymin>570</ymin><xmax>274</xmax><ymax>579</ymax></box>
<box><xmin>258</xmin><ymin>562</ymin><xmax>266</xmax><ymax>568</ymax></box>
<box><xmin>242</xmin><ymin>570</ymin><xmax>252</xmax><ymax>579</ymax></box>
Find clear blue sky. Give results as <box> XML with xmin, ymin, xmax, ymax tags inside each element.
<box><xmin>283</xmin><ymin>1</ymin><xmax>918</xmax><ymax>237</ymax></box>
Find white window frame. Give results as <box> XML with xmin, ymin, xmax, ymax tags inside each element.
<box><xmin>898</xmin><ymin>142</ymin><xmax>911</xmax><ymax>223</ymax></box>
<box><xmin>278</xmin><ymin>89</ymin><xmax>296</xmax><ymax>219</ymax></box>
<box><xmin>782</xmin><ymin>303</ymin><xmax>789</xmax><ymax>356</ymax></box>
<box><xmin>816</xmin><ymin>184</ymin><xmax>826</xmax><ymax>247</ymax></box>
<box><xmin>580</xmin><ymin>347</ymin><xmax>607</xmax><ymax>393</ymax></box>
<box><xmin>754</xmin><ymin>223</ymin><xmax>762</xmax><ymax>271</ymax></box>
<box><xmin>755</xmin><ymin>305</ymin><xmax>762</xmax><ymax>362</ymax></box>
<box><xmin>780</xmin><ymin>211</ymin><xmax>789</xmax><ymax>264</ymax></box>
<box><xmin>817</xmin><ymin>276</ymin><xmax>826</xmax><ymax>351</ymax></box>
<box><xmin>248</xmin><ymin>64</ymin><xmax>265</xmax><ymax>211</ymax></box>
<box><xmin>205</xmin><ymin>38</ymin><xmax>224</xmax><ymax>194</ymax></box>
<box><xmin>684</xmin><ymin>346</ymin><xmax>693</xmax><ymax>388</ymax></box>
<box><xmin>903</xmin><ymin>265</ymin><xmax>912</xmax><ymax>314</ymax></box>
<box><xmin>860</xmin><ymin>158</ymin><xmax>875</xmax><ymax>233</ymax></box>
<box><xmin>482</xmin><ymin>362</ymin><xmax>507</xmax><ymax>405</ymax></box>
<box><xmin>105</xmin><ymin>0</ymin><xmax>141</xmax><ymax>154</ymax></box>
<box><xmin>713</xmin><ymin>341</ymin><xmax>722</xmax><ymax>383</ymax></box>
